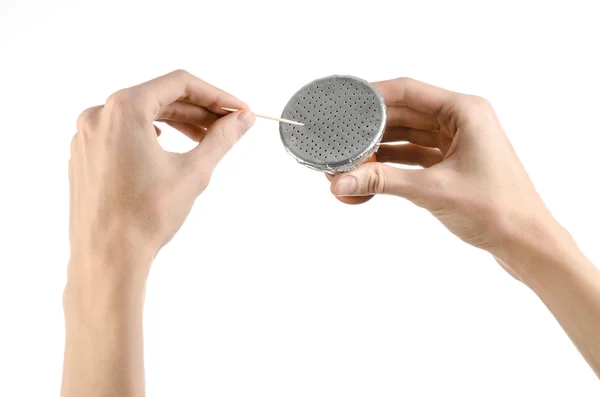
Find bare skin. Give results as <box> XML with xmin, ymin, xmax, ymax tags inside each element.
<box><xmin>63</xmin><ymin>70</ymin><xmax>255</xmax><ymax>397</ymax></box>
<box><xmin>329</xmin><ymin>77</ymin><xmax>600</xmax><ymax>377</ymax></box>
<box><xmin>63</xmin><ymin>72</ymin><xmax>599</xmax><ymax>397</ymax></box>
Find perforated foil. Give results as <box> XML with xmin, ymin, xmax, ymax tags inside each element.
<box><xmin>279</xmin><ymin>75</ymin><xmax>386</xmax><ymax>174</ymax></box>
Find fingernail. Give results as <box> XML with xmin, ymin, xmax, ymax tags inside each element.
<box><xmin>333</xmin><ymin>176</ymin><xmax>357</xmax><ymax>196</ymax></box>
<box><xmin>238</xmin><ymin>111</ymin><xmax>255</xmax><ymax>130</ymax></box>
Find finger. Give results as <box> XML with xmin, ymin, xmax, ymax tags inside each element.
<box><xmin>376</xmin><ymin>143</ymin><xmax>443</xmax><ymax>168</ymax></box>
<box><xmin>373</xmin><ymin>77</ymin><xmax>455</xmax><ymax>115</ymax></box>
<box><xmin>76</xmin><ymin>105</ymin><xmax>103</xmax><ymax>133</ymax></box>
<box><xmin>125</xmin><ymin>69</ymin><xmax>248</xmax><ymax>119</ymax></box>
<box><xmin>326</xmin><ymin>169</ymin><xmax>373</xmax><ymax>204</ymax></box>
<box><xmin>164</xmin><ymin>121</ymin><xmax>208</xmax><ymax>142</ymax></box>
<box><xmin>154</xmin><ymin>124</ymin><xmax>162</xmax><ymax>137</ymax></box>
<box><xmin>188</xmin><ymin>110</ymin><xmax>256</xmax><ymax>170</ymax></box>
<box><xmin>386</xmin><ymin>106</ymin><xmax>439</xmax><ymax>130</ymax></box>
<box><xmin>382</xmin><ymin>126</ymin><xmax>439</xmax><ymax>147</ymax></box>
<box><xmin>156</xmin><ymin>100</ymin><xmax>220</xmax><ymax>128</ymax></box>
<box><xmin>326</xmin><ymin>154</ymin><xmax>377</xmax><ymax>205</ymax></box>
<box><xmin>70</xmin><ymin>133</ymin><xmax>78</xmax><ymax>156</ymax></box>
<box><xmin>330</xmin><ymin>162</ymin><xmax>431</xmax><ymax>199</ymax></box>
<box><xmin>334</xmin><ymin>195</ymin><xmax>374</xmax><ymax>205</ymax></box>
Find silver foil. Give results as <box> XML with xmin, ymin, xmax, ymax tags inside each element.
<box><xmin>279</xmin><ymin>75</ymin><xmax>386</xmax><ymax>174</ymax></box>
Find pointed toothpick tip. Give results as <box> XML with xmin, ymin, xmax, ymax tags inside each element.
<box><xmin>221</xmin><ymin>107</ymin><xmax>304</xmax><ymax>126</ymax></box>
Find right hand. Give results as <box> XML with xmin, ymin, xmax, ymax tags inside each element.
<box><xmin>328</xmin><ymin>78</ymin><xmax>561</xmax><ymax>274</ymax></box>
<box><xmin>68</xmin><ymin>70</ymin><xmax>255</xmax><ymax>286</ymax></box>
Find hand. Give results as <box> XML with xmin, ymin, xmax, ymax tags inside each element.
<box><xmin>68</xmin><ymin>69</ymin><xmax>255</xmax><ymax>281</ymax></box>
<box><xmin>328</xmin><ymin>78</ymin><xmax>560</xmax><ymax>275</ymax></box>
<box><xmin>63</xmin><ymin>70</ymin><xmax>255</xmax><ymax>396</ymax></box>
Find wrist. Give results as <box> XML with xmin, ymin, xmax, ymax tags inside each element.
<box><xmin>62</xmin><ymin>256</ymin><xmax>148</xmax><ymax>397</ymax></box>
<box><xmin>492</xmin><ymin>213</ymin><xmax>586</xmax><ymax>287</ymax></box>
<box><xmin>64</xmin><ymin>248</ymin><xmax>154</xmax><ymax>321</ymax></box>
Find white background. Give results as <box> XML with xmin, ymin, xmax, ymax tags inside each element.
<box><xmin>1</xmin><ymin>0</ymin><xmax>599</xmax><ymax>395</ymax></box>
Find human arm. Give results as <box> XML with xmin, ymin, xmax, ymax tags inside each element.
<box><xmin>62</xmin><ymin>70</ymin><xmax>256</xmax><ymax>397</ymax></box>
<box><xmin>327</xmin><ymin>77</ymin><xmax>600</xmax><ymax>377</ymax></box>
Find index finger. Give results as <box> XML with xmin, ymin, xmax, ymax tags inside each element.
<box><xmin>132</xmin><ymin>69</ymin><xmax>248</xmax><ymax>118</ymax></box>
<box><xmin>372</xmin><ymin>77</ymin><xmax>456</xmax><ymax>115</ymax></box>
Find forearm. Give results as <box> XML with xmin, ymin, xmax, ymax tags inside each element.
<box><xmin>495</xmin><ymin>220</ymin><xmax>600</xmax><ymax>377</ymax></box>
<box><xmin>61</xmin><ymin>257</ymin><xmax>150</xmax><ymax>397</ymax></box>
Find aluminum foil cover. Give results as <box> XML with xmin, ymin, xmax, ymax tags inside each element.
<box><xmin>279</xmin><ymin>75</ymin><xmax>386</xmax><ymax>174</ymax></box>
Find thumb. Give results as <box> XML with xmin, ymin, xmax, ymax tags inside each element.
<box><xmin>330</xmin><ymin>162</ymin><xmax>430</xmax><ymax>201</ymax></box>
<box><xmin>190</xmin><ymin>110</ymin><xmax>256</xmax><ymax>169</ymax></box>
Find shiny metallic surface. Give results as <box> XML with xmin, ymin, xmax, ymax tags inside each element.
<box><xmin>279</xmin><ymin>75</ymin><xmax>386</xmax><ymax>174</ymax></box>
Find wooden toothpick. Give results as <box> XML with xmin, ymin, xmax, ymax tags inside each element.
<box><xmin>221</xmin><ymin>107</ymin><xmax>304</xmax><ymax>126</ymax></box>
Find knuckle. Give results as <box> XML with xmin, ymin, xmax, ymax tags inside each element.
<box><xmin>473</xmin><ymin>95</ymin><xmax>491</xmax><ymax>107</ymax></box>
<box><xmin>106</xmin><ymin>89</ymin><xmax>133</xmax><ymax>109</ymax></box>
<box><xmin>394</xmin><ymin>76</ymin><xmax>412</xmax><ymax>85</ymax></box>
<box><xmin>453</xmin><ymin>94</ymin><xmax>495</xmax><ymax>122</ymax></box>
<box><xmin>366</xmin><ymin>163</ymin><xmax>387</xmax><ymax>194</ymax></box>
<box><xmin>172</xmin><ymin>69</ymin><xmax>191</xmax><ymax>79</ymax></box>
<box><xmin>105</xmin><ymin>88</ymin><xmax>147</xmax><ymax>120</ymax></box>
<box><xmin>467</xmin><ymin>94</ymin><xmax>492</xmax><ymax>110</ymax></box>
<box><xmin>76</xmin><ymin>107</ymin><xmax>98</xmax><ymax>132</ymax></box>
<box><xmin>213</xmin><ymin>126</ymin><xmax>235</xmax><ymax>154</ymax></box>
<box><xmin>454</xmin><ymin>94</ymin><xmax>472</xmax><ymax>110</ymax></box>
